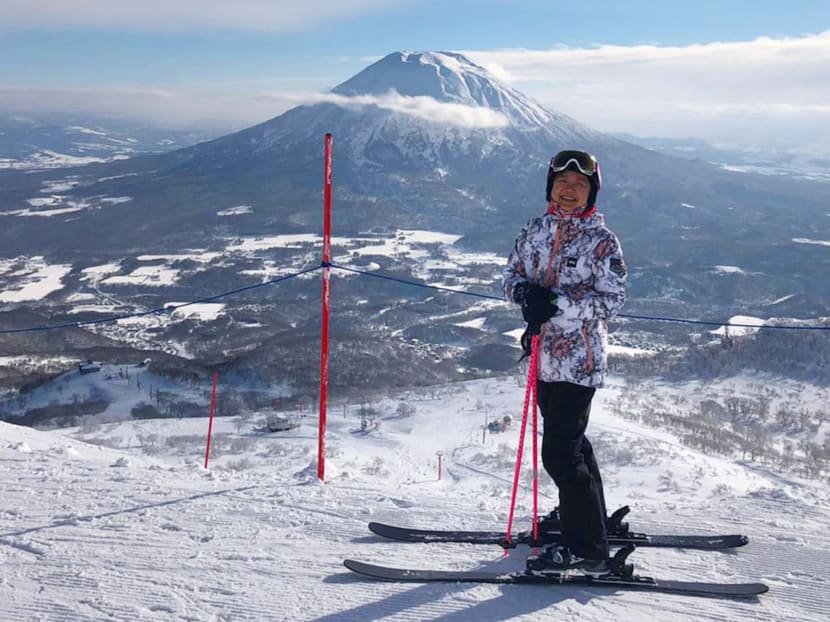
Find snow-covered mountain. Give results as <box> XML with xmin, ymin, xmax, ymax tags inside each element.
<box><xmin>332</xmin><ymin>51</ymin><xmax>576</xmax><ymax>129</ymax></box>
<box><xmin>1</xmin><ymin>51</ymin><xmax>829</xmax><ymax>402</ymax></box>
<box><xmin>0</xmin><ymin>114</ymin><xmax>218</xmax><ymax>170</ymax></box>
<box><xmin>1</xmin><ymin>373</ymin><xmax>828</xmax><ymax>620</ymax></box>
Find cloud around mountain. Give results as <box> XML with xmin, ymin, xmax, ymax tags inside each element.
<box><xmin>289</xmin><ymin>91</ymin><xmax>511</xmax><ymax>129</ymax></box>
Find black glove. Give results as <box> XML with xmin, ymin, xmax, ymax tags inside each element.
<box><xmin>520</xmin><ymin>325</ymin><xmax>534</xmax><ymax>360</ymax></box>
<box><xmin>514</xmin><ymin>283</ymin><xmax>558</xmax><ymax>331</ymax></box>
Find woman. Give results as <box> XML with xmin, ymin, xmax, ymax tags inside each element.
<box><xmin>502</xmin><ymin>149</ymin><xmax>627</xmax><ymax>573</ymax></box>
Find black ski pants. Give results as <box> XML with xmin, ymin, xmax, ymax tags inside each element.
<box><xmin>537</xmin><ymin>380</ymin><xmax>609</xmax><ymax>560</ymax></box>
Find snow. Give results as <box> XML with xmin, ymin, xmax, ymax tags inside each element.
<box><xmin>41</xmin><ymin>179</ymin><xmax>81</xmax><ymax>193</ymax></box>
<box><xmin>455</xmin><ymin>317</ymin><xmax>487</xmax><ymax>330</ymax></box>
<box><xmin>97</xmin><ymin>173</ymin><xmax>140</xmax><ymax>182</ymax></box>
<box><xmin>0</xmin><ymin>355</ymin><xmax>77</xmax><ymax>370</ymax></box>
<box><xmin>100</xmin><ymin>196</ymin><xmax>133</xmax><ymax>205</ymax></box>
<box><xmin>65</xmin><ymin>126</ymin><xmax>108</xmax><ymax>137</ymax></box>
<box><xmin>82</xmin><ymin>263</ymin><xmax>123</xmax><ymax>280</ymax></box>
<box><xmin>711</xmin><ymin>315</ymin><xmax>765</xmax><ymax>337</ymax></box>
<box><xmin>103</xmin><ymin>266</ymin><xmax>181</xmax><ymax>288</ymax></box>
<box><xmin>230</xmin><ymin>234</ymin><xmax>320</xmax><ymax>251</ymax></box>
<box><xmin>1</xmin><ymin>193</ymin><xmax>129</xmax><ymax>218</ymax></box>
<box><xmin>792</xmin><ymin>238</ymin><xmax>830</xmax><ymax>248</ymax></box>
<box><xmin>217</xmin><ymin>205</ymin><xmax>254</xmax><ymax>216</ymax></box>
<box><xmin>66</xmin><ymin>303</ymin><xmax>123</xmax><ymax>315</ymax></box>
<box><xmin>607</xmin><ymin>344</ymin><xmax>655</xmax><ymax>357</ymax></box>
<box><xmin>166</xmin><ymin>302</ymin><xmax>226</xmax><ymax>321</ymax></box>
<box><xmin>26</xmin><ymin>196</ymin><xmax>63</xmax><ymax>207</ymax></box>
<box><xmin>0</xmin><ymin>151</ymin><xmax>114</xmax><ymax>170</ymax></box>
<box><xmin>137</xmin><ymin>253</ymin><xmax>222</xmax><ymax>263</ymax></box>
<box><xmin>0</xmin><ymin>257</ymin><xmax>73</xmax><ymax>303</ymax></box>
<box><xmin>765</xmin><ymin>294</ymin><xmax>798</xmax><ymax>307</ymax></box>
<box><xmin>2</xmin><ymin>204</ymin><xmax>88</xmax><ymax>217</ymax></box>
<box><xmin>1</xmin><ymin>374</ymin><xmax>828</xmax><ymax>621</ymax></box>
<box><xmin>711</xmin><ymin>265</ymin><xmax>746</xmax><ymax>275</ymax></box>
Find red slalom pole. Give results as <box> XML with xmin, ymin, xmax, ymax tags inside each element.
<box><xmin>317</xmin><ymin>133</ymin><xmax>333</xmax><ymax>482</ymax></box>
<box><xmin>504</xmin><ymin>334</ymin><xmax>541</xmax><ymax>544</ymax></box>
<box><xmin>204</xmin><ymin>371</ymin><xmax>219</xmax><ymax>469</ymax></box>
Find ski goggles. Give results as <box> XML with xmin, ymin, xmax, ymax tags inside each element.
<box><xmin>549</xmin><ymin>150</ymin><xmax>599</xmax><ymax>177</ymax></box>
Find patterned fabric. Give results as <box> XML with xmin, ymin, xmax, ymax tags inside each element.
<box><xmin>502</xmin><ymin>211</ymin><xmax>627</xmax><ymax>387</ymax></box>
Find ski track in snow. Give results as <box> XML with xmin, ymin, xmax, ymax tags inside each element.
<box><xmin>1</xmin><ymin>375</ymin><xmax>829</xmax><ymax>621</ymax></box>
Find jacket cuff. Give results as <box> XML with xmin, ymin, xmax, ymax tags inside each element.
<box><xmin>512</xmin><ymin>282</ymin><xmax>530</xmax><ymax>304</ymax></box>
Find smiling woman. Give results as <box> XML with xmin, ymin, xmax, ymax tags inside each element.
<box><xmin>502</xmin><ymin>146</ymin><xmax>628</xmax><ymax>571</ymax></box>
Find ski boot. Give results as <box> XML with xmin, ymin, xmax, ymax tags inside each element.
<box><xmin>534</xmin><ymin>505</ymin><xmax>632</xmax><ymax>542</ymax></box>
<box><xmin>526</xmin><ymin>544</ymin><xmax>611</xmax><ymax>576</ymax></box>
<box><xmin>606</xmin><ymin>505</ymin><xmax>631</xmax><ymax>537</ymax></box>
<box><xmin>527</xmin><ymin>543</ymin><xmax>637</xmax><ymax>579</ymax></box>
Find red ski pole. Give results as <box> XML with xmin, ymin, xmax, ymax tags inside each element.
<box><xmin>531</xmin><ymin>343</ymin><xmax>540</xmax><ymax>543</ymax></box>
<box><xmin>505</xmin><ymin>333</ymin><xmax>540</xmax><ymax>544</ymax></box>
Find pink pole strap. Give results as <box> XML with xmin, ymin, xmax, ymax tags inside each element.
<box><xmin>505</xmin><ymin>333</ymin><xmax>541</xmax><ymax>544</ymax></box>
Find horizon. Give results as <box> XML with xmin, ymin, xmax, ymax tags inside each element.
<box><xmin>1</xmin><ymin>1</ymin><xmax>829</xmax><ymax>150</ymax></box>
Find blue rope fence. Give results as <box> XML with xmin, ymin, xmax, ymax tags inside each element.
<box><xmin>327</xmin><ymin>263</ymin><xmax>829</xmax><ymax>332</ymax></box>
<box><xmin>1</xmin><ymin>260</ymin><xmax>827</xmax><ymax>335</ymax></box>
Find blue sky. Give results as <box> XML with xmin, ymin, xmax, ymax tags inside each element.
<box><xmin>1</xmin><ymin>0</ymin><xmax>829</xmax><ymax>148</ymax></box>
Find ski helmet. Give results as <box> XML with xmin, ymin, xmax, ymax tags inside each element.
<box><xmin>545</xmin><ymin>150</ymin><xmax>602</xmax><ymax>207</ymax></box>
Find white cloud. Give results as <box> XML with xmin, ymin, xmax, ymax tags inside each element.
<box><xmin>463</xmin><ymin>31</ymin><xmax>830</xmax><ymax>147</ymax></box>
<box><xmin>308</xmin><ymin>91</ymin><xmax>510</xmax><ymax>128</ymax></box>
<box><xmin>0</xmin><ymin>0</ymin><xmax>400</xmax><ymax>31</ymax></box>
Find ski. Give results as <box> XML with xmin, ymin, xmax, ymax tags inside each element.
<box><xmin>343</xmin><ymin>559</ymin><xmax>768</xmax><ymax>599</ymax></box>
<box><xmin>368</xmin><ymin>521</ymin><xmax>749</xmax><ymax>550</ymax></box>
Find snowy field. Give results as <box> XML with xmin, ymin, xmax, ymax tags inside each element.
<box><xmin>1</xmin><ymin>375</ymin><xmax>829</xmax><ymax>621</ymax></box>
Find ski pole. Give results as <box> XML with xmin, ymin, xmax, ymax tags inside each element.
<box><xmin>531</xmin><ymin>336</ymin><xmax>539</xmax><ymax>544</ymax></box>
<box><xmin>505</xmin><ymin>331</ymin><xmax>540</xmax><ymax>544</ymax></box>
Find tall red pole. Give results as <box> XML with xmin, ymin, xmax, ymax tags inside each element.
<box><xmin>317</xmin><ymin>133</ymin><xmax>333</xmax><ymax>481</ymax></box>
<box><xmin>204</xmin><ymin>371</ymin><xmax>219</xmax><ymax>469</ymax></box>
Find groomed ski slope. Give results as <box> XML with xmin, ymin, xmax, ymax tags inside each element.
<box><xmin>1</xmin><ymin>375</ymin><xmax>828</xmax><ymax>621</ymax></box>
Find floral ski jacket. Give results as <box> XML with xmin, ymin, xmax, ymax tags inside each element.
<box><xmin>502</xmin><ymin>212</ymin><xmax>627</xmax><ymax>388</ymax></box>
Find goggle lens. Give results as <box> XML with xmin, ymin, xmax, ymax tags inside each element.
<box><xmin>550</xmin><ymin>150</ymin><xmax>598</xmax><ymax>176</ymax></box>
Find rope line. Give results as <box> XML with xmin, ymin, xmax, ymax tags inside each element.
<box><xmin>1</xmin><ymin>260</ymin><xmax>828</xmax><ymax>334</ymax></box>
<box><xmin>328</xmin><ymin>262</ymin><xmax>502</xmax><ymax>300</ymax></box>
<box><xmin>328</xmin><ymin>263</ymin><xmax>830</xmax><ymax>332</ymax></box>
